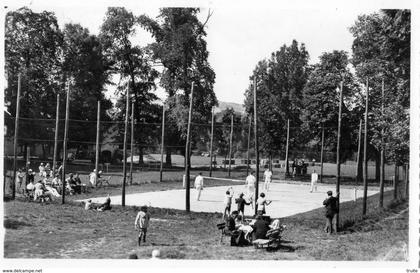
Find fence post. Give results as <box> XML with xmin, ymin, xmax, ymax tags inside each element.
<box><xmin>253</xmin><ymin>77</ymin><xmax>259</xmax><ymax>215</ymax></box>
<box><xmin>95</xmin><ymin>101</ymin><xmax>101</xmax><ymax>182</ymax></box>
<box><xmin>362</xmin><ymin>78</ymin><xmax>369</xmax><ymax>215</ymax></box>
<box><xmin>209</xmin><ymin>107</ymin><xmax>214</xmax><ymax>177</ymax></box>
<box><xmin>130</xmin><ymin>101</ymin><xmax>134</xmax><ymax>185</ymax></box>
<box><xmin>320</xmin><ymin>125</ymin><xmax>325</xmax><ymax>184</ymax></box>
<box><xmin>336</xmin><ymin>80</ymin><xmax>343</xmax><ymax>231</ymax></box>
<box><xmin>122</xmin><ymin>85</ymin><xmax>130</xmax><ymax>207</ymax></box>
<box><xmin>61</xmin><ymin>83</ymin><xmax>71</xmax><ymax>205</ymax></box>
<box><xmin>53</xmin><ymin>94</ymin><xmax>60</xmax><ymax>174</ymax></box>
<box><xmin>185</xmin><ymin>82</ymin><xmax>194</xmax><ymax>212</ymax></box>
<box><xmin>228</xmin><ymin>114</ymin><xmax>234</xmax><ymax>177</ymax></box>
<box><xmin>12</xmin><ymin>73</ymin><xmax>22</xmax><ymax>200</ymax></box>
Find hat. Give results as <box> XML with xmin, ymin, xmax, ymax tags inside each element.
<box><xmin>327</xmin><ymin>191</ymin><xmax>332</xmax><ymax>196</ymax></box>
<box><xmin>28</xmin><ymin>169</ymin><xmax>32</xmax><ymax>172</ymax></box>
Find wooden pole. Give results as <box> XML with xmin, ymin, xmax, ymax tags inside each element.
<box><xmin>356</xmin><ymin>119</ymin><xmax>363</xmax><ymax>186</ymax></box>
<box><xmin>393</xmin><ymin>164</ymin><xmax>398</xmax><ymax>200</ymax></box>
<box><xmin>130</xmin><ymin>101</ymin><xmax>134</xmax><ymax>185</ymax></box>
<box><xmin>320</xmin><ymin>125</ymin><xmax>325</xmax><ymax>184</ymax></box>
<box><xmin>209</xmin><ymin>107</ymin><xmax>214</xmax><ymax>177</ymax></box>
<box><xmin>404</xmin><ymin>164</ymin><xmax>409</xmax><ymax>198</ymax></box>
<box><xmin>122</xmin><ymin>85</ymin><xmax>130</xmax><ymax>207</ymax></box>
<box><xmin>228</xmin><ymin>114</ymin><xmax>234</xmax><ymax>177</ymax></box>
<box><xmin>336</xmin><ymin>80</ymin><xmax>343</xmax><ymax>231</ymax></box>
<box><xmin>61</xmin><ymin>83</ymin><xmax>71</xmax><ymax>205</ymax></box>
<box><xmin>362</xmin><ymin>78</ymin><xmax>369</xmax><ymax>215</ymax></box>
<box><xmin>253</xmin><ymin>77</ymin><xmax>259</xmax><ymax>215</ymax></box>
<box><xmin>52</xmin><ymin>94</ymin><xmax>60</xmax><ymax>174</ymax></box>
<box><xmin>95</xmin><ymin>101</ymin><xmax>101</xmax><ymax>184</ymax></box>
<box><xmin>185</xmin><ymin>82</ymin><xmax>194</xmax><ymax>212</ymax></box>
<box><xmin>159</xmin><ymin>104</ymin><xmax>166</xmax><ymax>182</ymax></box>
<box><xmin>246</xmin><ymin>117</ymin><xmax>251</xmax><ymax>176</ymax></box>
<box><xmin>379</xmin><ymin>78</ymin><xmax>385</xmax><ymax>207</ymax></box>
<box><xmin>285</xmin><ymin>119</ymin><xmax>290</xmax><ymax>176</ymax></box>
<box><xmin>12</xmin><ymin>73</ymin><xmax>22</xmax><ymax>200</ymax></box>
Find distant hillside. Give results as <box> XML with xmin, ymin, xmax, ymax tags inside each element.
<box><xmin>215</xmin><ymin>101</ymin><xmax>244</xmax><ymax>114</ymax></box>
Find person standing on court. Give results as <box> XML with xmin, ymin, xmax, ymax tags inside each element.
<box><xmin>194</xmin><ymin>172</ymin><xmax>204</xmax><ymax>201</ymax></box>
<box><xmin>263</xmin><ymin>167</ymin><xmax>273</xmax><ymax>191</ymax></box>
<box><xmin>310</xmin><ymin>169</ymin><xmax>318</xmax><ymax>193</ymax></box>
<box><xmin>245</xmin><ymin>170</ymin><xmax>256</xmax><ymax>209</ymax></box>
<box><xmin>256</xmin><ymin>192</ymin><xmax>272</xmax><ymax>215</ymax></box>
<box><xmin>323</xmin><ymin>191</ymin><xmax>339</xmax><ymax>234</ymax></box>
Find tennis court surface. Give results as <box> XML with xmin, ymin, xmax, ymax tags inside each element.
<box><xmin>81</xmin><ymin>179</ymin><xmax>381</xmax><ymax>218</ymax></box>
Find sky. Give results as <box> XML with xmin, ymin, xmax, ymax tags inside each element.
<box><xmin>2</xmin><ymin>0</ymin><xmax>400</xmax><ymax>105</ymax></box>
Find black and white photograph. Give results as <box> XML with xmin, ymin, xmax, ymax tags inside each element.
<box><xmin>1</xmin><ymin>0</ymin><xmax>419</xmax><ymax>272</ymax></box>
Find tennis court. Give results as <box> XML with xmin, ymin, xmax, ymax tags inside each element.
<box><xmin>82</xmin><ymin>178</ymin><xmax>382</xmax><ymax>218</ymax></box>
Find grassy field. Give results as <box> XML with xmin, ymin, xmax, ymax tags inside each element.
<box><xmin>4</xmin><ymin>183</ymin><xmax>408</xmax><ymax>260</ymax></box>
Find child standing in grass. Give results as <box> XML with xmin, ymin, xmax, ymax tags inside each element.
<box><xmin>135</xmin><ymin>206</ymin><xmax>151</xmax><ymax>246</ymax></box>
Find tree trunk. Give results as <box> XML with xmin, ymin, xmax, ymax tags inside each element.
<box><xmin>165</xmin><ymin>147</ymin><xmax>172</xmax><ymax>166</ymax></box>
<box><xmin>42</xmin><ymin>144</ymin><xmax>47</xmax><ymax>160</ymax></box>
<box><xmin>393</xmin><ymin>164</ymin><xmax>398</xmax><ymax>200</ymax></box>
<box><xmin>375</xmin><ymin>150</ymin><xmax>380</xmax><ymax>183</ymax></box>
<box><xmin>138</xmin><ymin>147</ymin><xmax>144</xmax><ymax>164</ymax></box>
<box><xmin>357</xmin><ymin>151</ymin><xmax>363</xmax><ymax>181</ymax></box>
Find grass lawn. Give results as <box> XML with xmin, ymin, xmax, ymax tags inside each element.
<box><xmin>4</xmin><ymin>184</ymin><xmax>408</xmax><ymax>260</ymax></box>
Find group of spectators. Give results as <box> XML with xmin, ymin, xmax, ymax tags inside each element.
<box><xmin>291</xmin><ymin>158</ymin><xmax>308</xmax><ymax>176</ymax></box>
<box><xmin>23</xmin><ymin>162</ymin><xmax>91</xmax><ymax>202</ymax></box>
<box><xmin>225</xmin><ymin>211</ymin><xmax>283</xmax><ymax>246</ymax></box>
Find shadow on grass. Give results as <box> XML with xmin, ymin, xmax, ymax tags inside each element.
<box><xmin>4</xmin><ymin>218</ymin><xmax>32</xmax><ymax>229</ymax></box>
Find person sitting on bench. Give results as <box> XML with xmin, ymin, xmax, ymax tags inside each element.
<box><xmin>251</xmin><ymin>215</ymin><xmax>270</xmax><ymax>241</ymax></box>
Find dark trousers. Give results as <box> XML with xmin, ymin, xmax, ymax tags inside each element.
<box><xmin>324</xmin><ymin>214</ymin><xmax>335</xmax><ymax>233</ymax></box>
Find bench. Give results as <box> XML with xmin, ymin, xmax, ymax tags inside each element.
<box><xmin>252</xmin><ymin>226</ymin><xmax>285</xmax><ymax>249</ymax></box>
<box><xmin>96</xmin><ymin>176</ymin><xmax>111</xmax><ymax>187</ymax></box>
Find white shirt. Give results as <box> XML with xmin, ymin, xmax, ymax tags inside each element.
<box><xmin>311</xmin><ymin>172</ymin><xmax>318</xmax><ymax>183</ymax></box>
<box><xmin>246</xmin><ymin>174</ymin><xmax>256</xmax><ymax>187</ymax></box>
<box><xmin>194</xmin><ymin>175</ymin><xmax>204</xmax><ymax>188</ymax></box>
<box><xmin>89</xmin><ymin>172</ymin><xmax>97</xmax><ymax>185</ymax></box>
<box><xmin>264</xmin><ymin>170</ymin><xmax>272</xmax><ymax>182</ymax></box>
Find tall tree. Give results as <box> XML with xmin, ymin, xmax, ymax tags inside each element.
<box><xmin>5</xmin><ymin>7</ymin><xmax>63</xmax><ymax>158</ymax></box>
<box><xmin>139</xmin><ymin>8</ymin><xmax>217</xmax><ymax>164</ymax></box>
<box><xmin>301</xmin><ymin>51</ymin><xmax>360</xmax><ymax>163</ymax></box>
<box><xmin>62</xmin><ymin>23</ymin><xmax>112</xmax><ymax>157</ymax></box>
<box><xmin>350</xmin><ymin>10</ymin><xmax>410</xmax><ymax>169</ymax></box>
<box><xmin>243</xmin><ymin>40</ymin><xmax>309</xmax><ymax>158</ymax></box>
<box><xmin>100</xmin><ymin>7</ymin><xmax>159</xmax><ymax>162</ymax></box>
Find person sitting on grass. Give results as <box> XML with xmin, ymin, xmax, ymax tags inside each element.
<box><xmin>256</xmin><ymin>193</ymin><xmax>272</xmax><ymax>215</ymax></box>
<box><xmin>135</xmin><ymin>205</ymin><xmax>151</xmax><ymax>246</ymax></box>
<box><xmin>97</xmin><ymin>194</ymin><xmax>112</xmax><ymax>211</ymax></box>
<box><xmin>84</xmin><ymin>199</ymin><xmax>95</xmax><ymax>210</ymax></box>
<box><xmin>45</xmin><ymin>183</ymin><xmax>61</xmax><ymax>198</ymax></box>
<box><xmin>222</xmin><ymin>187</ymin><xmax>234</xmax><ymax>220</ymax></box>
<box><xmin>235</xmin><ymin>193</ymin><xmax>251</xmax><ymax>218</ymax></box>
<box><xmin>34</xmin><ymin>180</ymin><xmax>54</xmax><ymax>202</ymax></box>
